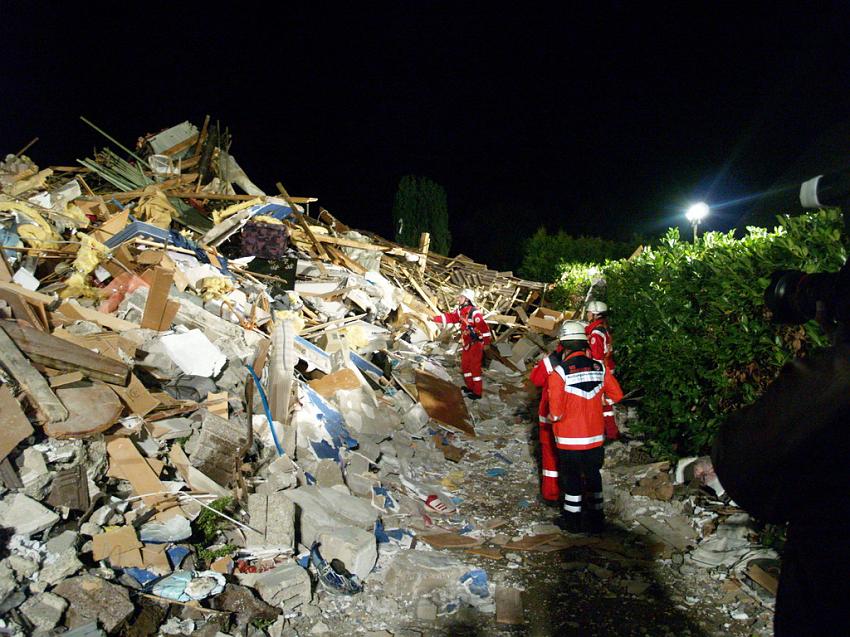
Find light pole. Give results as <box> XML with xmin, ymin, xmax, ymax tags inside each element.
<box><xmin>685</xmin><ymin>202</ymin><xmax>709</xmax><ymax>241</ymax></box>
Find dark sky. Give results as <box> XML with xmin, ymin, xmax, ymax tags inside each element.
<box><xmin>3</xmin><ymin>2</ymin><xmax>850</xmax><ymax>269</ymax></box>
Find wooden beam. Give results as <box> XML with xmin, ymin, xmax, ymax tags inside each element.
<box><xmin>0</xmin><ymin>319</ymin><xmax>131</xmax><ymax>385</ymax></box>
<box><xmin>0</xmin><ymin>323</ymin><xmax>68</xmax><ymax>423</ymax></box>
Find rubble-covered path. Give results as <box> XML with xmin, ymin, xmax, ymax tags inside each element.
<box><xmin>280</xmin><ymin>353</ymin><xmax>776</xmax><ymax>637</ymax></box>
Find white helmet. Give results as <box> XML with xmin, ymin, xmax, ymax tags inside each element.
<box><xmin>587</xmin><ymin>300</ymin><xmax>608</xmax><ymax>314</ymax></box>
<box><xmin>558</xmin><ymin>320</ymin><xmax>587</xmax><ymax>341</ymax></box>
<box><xmin>459</xmin><ymin>288</ymin><xmax>476</xmax><ymax>304</ymax></box>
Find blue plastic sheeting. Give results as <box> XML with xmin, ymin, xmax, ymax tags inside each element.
<box><xmin>166</xmin><ymin>546</ymin><xmax>191</xmax><ymax>569</ymax></box>
<box><xmin>304</xmin><ymin>471</ymin><xmax>317</xmax><ymax>485</ymax></box>
<box><xmin>246</xmin><ymin>201</ymin><xmax>292</xmax><ymax>221</ymax></box>
<box><xmin>485</xmin><ymin>468</ymin><xmax>507</xmax><ymax>478</ymax></box>
<box><xmin>349</xmin><ymin>351</ymin><xmax>384</xmax><ymax>379</ymax></box>
<box><xmin>492</xmin><ymin>452</ymin><xmax>513</xmax><ymax>465</ymax></box>
<box><xmin>0</xmin><ymin>226</ymin><xmax>20</xmax><ymax>259</ymax></box>
<box><xmin>104</xmin><ymin>217</ymin><xmax>233</xmax><ymax>278</ymax></box>
<box><xmin>303</xmin><ymin>386</ymin><xmax>358</xmax><ymax>453</ymax></box>
<box><xmin>124</xmin><ymin>567</ymin><xmax>159</xmax><ymax>587</ymax></box>
<box><xmin>459</xmin><ymin>569</ymin><xmax>490</xmax><ymax>598</ymax></box>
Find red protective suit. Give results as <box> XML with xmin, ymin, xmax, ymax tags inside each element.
<box><xmin>433</xmin><ymin>302</ymin><xmax>491</xmax><ymax>396</ymax></box>
<box><xmin>586</xmin><ymin>318</ymin><xmax>620</xmax><ymax>440</ymax></box>
<box><xmin>529</xmin><ymin>348</ymin><xmax>563</xmax><ymax>501</ymax></box>
<box><xmin>548</xmin><ymin>349</ymin><xmax>623</xmax><ymax>531</ymax></box>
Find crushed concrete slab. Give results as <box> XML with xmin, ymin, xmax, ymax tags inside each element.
<box><xmin>188</xmin><ymin>410</ymin><xmax>249</xmax><ymax>486</ymax></box>
<box><xmin>54</xmin><ymin>575</ymin><xmax>135</xmax><ymax>633</ymax></box>
<box><xmin>38</xmin><ymin>546</ymin><xmax>83</xmax><ymax>585</ymax></box>
<box><xmin>0</xmin><ymin>493</ymin><xmax>59</xmax><ymax>537</ymax></box>
<box><xmin>19</xmin><ymin>591</ymin><xmax>68</xmax><ymax>632</ymax></box>
<box><xmin>253</xmin><ymin>562</ymin><xmax>312</xmax><ymax>612</ymax></box>
<box><xmin>245</xmin><ymin>492</ymin><xmax>296</xmax><ymax>553</ymax></box>
<box><xmin>316</xmin><ymin>525</ymin><xmax>377</xmax><ymax>580</ymax></box>
<box><xmin>382</xmin><ymin>551</ymin><xmax>469</xmax><ymax>599</ymax></box>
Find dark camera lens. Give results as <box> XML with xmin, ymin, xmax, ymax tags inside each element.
<box><xmin>765</xmin><ymin>269</ymin><xmax>842</xmax><ymax>324</ymax></box>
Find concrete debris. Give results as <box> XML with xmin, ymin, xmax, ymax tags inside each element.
<box><xmin>253</xmin><ymin>562</ymin><xmax>312</xmax><ymax>612</ymax></box>
<box><xmin>18</xmin><ymin>591</ymin><xmax>68</xmax><ymax>632</ymax></box>
<box><xmin>0</xmin><ymin>493</ymin><xmax>59</xmax><ymax>537</ymax></box>
<box><xmin>53</xmin><ymin>575</ymin><xmax>135</xmax><ymax>633</ymax></box>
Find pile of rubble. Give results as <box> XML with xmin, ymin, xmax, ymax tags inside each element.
<box><xmin>0</xmin><ymin>118</ymin><xmax>561</xmax><ymax>636</ymax></box>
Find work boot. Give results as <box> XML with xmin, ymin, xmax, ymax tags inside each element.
<box><xmin>553</xmin><ymin>515</ymin><xmax>582</xmax><ymax>534</ymax></box>
<box><xmin>583</xmin><ymin>510</ymin><xmax>605</xmax><ymax>535</ymax></box>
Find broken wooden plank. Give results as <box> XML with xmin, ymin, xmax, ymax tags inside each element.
<box><xmin>48</xmin><ymin>371</ymin><xmax>85</xmax><ymax>388</ymax></box>
<box><xmin>414</xmin><ymin>370</ymin><xmax>474</xmax><ymax>436</ymax></box>
<box><xmin>418</xmin><ymin>532</ymin><xmax>483</xmax><ymax>549</ymax></box>
<box><xmin>0</xmin><ymin>319</ymin><xmax>130</xmax><ymax>385</ymax></box>
<box><xmin>0</xmin><ymin>385</ymin><xmax>34</xmax><ymax>461</ymax></box>
<box><xmin>57</xmin><ymin>299</ymin><xmax>139</xmax><ymax>332</ymax></box>
<box><xmin>0</xmin><ymin>323</ymin><xmax>68</xmax><ymax>423</ymax></box>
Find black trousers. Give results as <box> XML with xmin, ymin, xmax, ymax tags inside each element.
<box><xmin>556</xmin><ymin>446</ymin><xmax>604</xmax><ymax>523</ymax></box>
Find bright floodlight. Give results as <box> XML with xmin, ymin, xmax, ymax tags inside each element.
<box><xmin>685</xmin><ymin>202</ymin><xmax>710</xmax><ymax>223</ymax></box>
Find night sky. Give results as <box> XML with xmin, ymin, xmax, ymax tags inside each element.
<box><xmin>3</xmin><ymin>2</ymin><xmax>850</xmax><ymax>270</ymax></box>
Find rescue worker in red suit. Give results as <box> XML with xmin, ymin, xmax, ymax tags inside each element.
<box><xmin>529</xmin><ymin>335</ymin><xmax>567</xmax><ymax>504</ymax></box>
<box><xmin>548</xmin><ymin>320</ymin><xmax>623</xmax><ymax>533</ymax></box>
<box><xmin>585</xmin><ymin>300</ymin><xmax>620</xmax><ymax>441</ymax></box>
<box><xmin>432</xmin><ymin>289</ymin><xmax>491</xmax><ymax>400</ymax></box>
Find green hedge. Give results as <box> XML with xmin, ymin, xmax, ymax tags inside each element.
<box><xmin>553</xmin><ymin>210</ymin><xmax>847</xmax><ymax>458</ymax></box>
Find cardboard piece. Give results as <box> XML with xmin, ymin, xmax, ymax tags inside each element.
<box><xmin>495</xmin><ymin>587</ymin><xmax>524</xmax><ymax>625</ymax></box>
<box><xmin>92</xmin><ymin>525</ymin><xmax>144</xmax><ymax>568</ymax></box>
<box><xmin>45</xmin><ymin>383</ymin><xmax>123</xmax><ymax>439</ymax></box>
<box><xmin>106</xmin><ymin>438</ymin><xmax>167</xmax><ymax>506</ymax></box>
<box><xmin>748</xmin><ymin>560</ymin><xmax>779</xmax><ymax>596</ymax></box>
<box><xmin>414</xmin><ymin>370</ymin><xmax>474</xmax><ymax>436</ymax></box>
<box><xmin>140</xmin><ymin>268</ymin><xmax>178</xmax><ymax>331</ymax></box>
<box><xmin>141</xmin><ymin>543</ymin><xmax>172</xmax><ymax>575</ymax></box>
<box><xmin>0</xmin><ymin>385</ymin><xmax>34</xmax><ymax>461</ymax></box>
<box><xmin>526</xmin><ymin>307</ymin><xmax>564</xmax><ymax>337</ymax></box>
<box><xmin>307</xmin><ymin>368</ymin><xmax>361</xmax><ymax>399</ymax></box>
<box><xmin>205</xmin><ymin>392</ymin><xmax>229</xmax><ymax>420</ymax></box>
<box><xmin>111</xmin><ymin>374</ymin><xmax>160</xmax><ymax>417</ymax></box>
<box><xmin>107</xmin><ymin>456</ymin><xmax>165</xmax><ymax>480</ymax></box>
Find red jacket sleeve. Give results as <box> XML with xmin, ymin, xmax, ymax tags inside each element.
<box><xmin>603</xmin><ymin>365</ymin><xmax>623</xmax><ymax>403</ymax></box>
<box><xmin>547</xmin><ymin>371</ymin><xmax>565</xmax><ymax>421</ymax></box>
<box><xmin>433</xmin><ymin>309</ymin><xmax>460</xmax><ymax>325</ymax></box>
<box><xmin>529</xmin><ymin>359</ymin><xmax>548</xmax><ymax>388</ymax></box>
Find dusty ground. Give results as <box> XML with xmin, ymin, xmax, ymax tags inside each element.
<box><xmin>282</xmin><ymin>362</ymin><xmax>775</xmax><ymax>637</ymax></box>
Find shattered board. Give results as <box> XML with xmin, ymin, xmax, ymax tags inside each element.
<box><xmin>414</xmin><ymin>370</ymin><xmax>474</xmax><ymax>436</ymax></box>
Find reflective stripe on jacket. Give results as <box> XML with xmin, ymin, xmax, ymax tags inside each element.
<box><xmin>547</xmin><ymin>350</ymin><xmax>623</xmax><ymax>450</ymax></box>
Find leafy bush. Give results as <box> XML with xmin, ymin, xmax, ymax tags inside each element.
<box><xmin>550</xmin><ymin>210</ymin><xmax>847</xmax><ymax>457</ymax></box>
<box><xmin>518</xmin><ymin>227</ymin><xmax>635</xmax><ymax>283</ymax></box>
